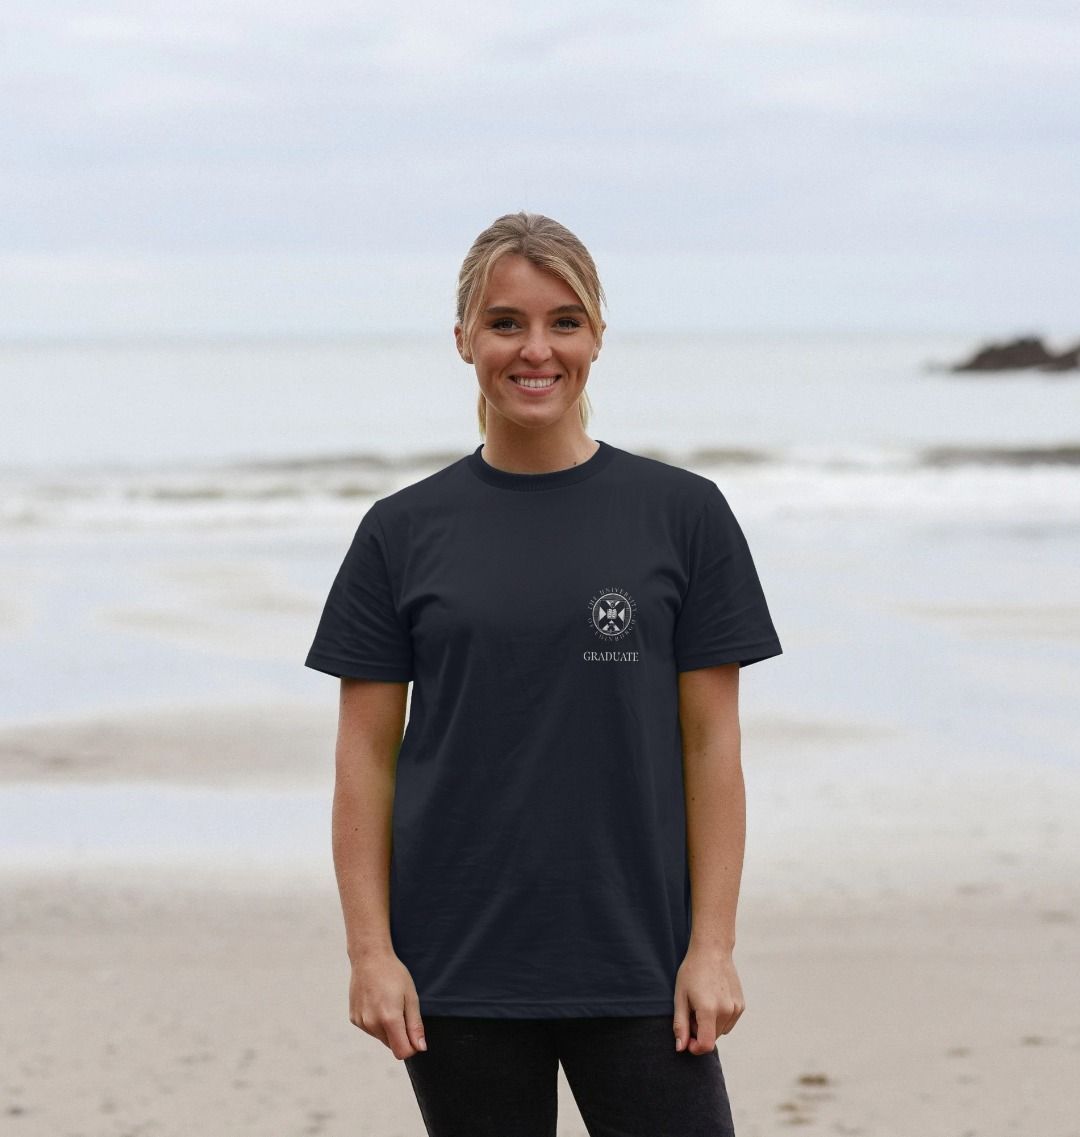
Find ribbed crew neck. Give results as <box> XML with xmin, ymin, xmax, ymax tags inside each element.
<box><xmin>467</xmin><ymin>440</ymin><xmax>615</xmax><ymax>491</ymax></box>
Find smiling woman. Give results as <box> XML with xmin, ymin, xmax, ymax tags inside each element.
<box><xmin>453</xmin><ymin>211</ymin><xmax>606</xmax><ymax>449</ymax></box>
<box><xmin>304</xmin><ymin>210</ymin><xmax>783</xmax><ymax>1137</ymax></box>
<box><xmin>454</xmin><ymin>254</ymin><xmax>602</xmax><ymax>437</ymax></box>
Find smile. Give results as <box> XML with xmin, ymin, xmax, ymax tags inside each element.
<box><xmin>511</xmin><ymin>375</ymin><xmax>560</xmax><ymax>388</ymax></box>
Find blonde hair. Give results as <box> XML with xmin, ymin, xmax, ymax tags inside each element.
<box><xmin>456</xmin><ymin>212</ymin><xmax>606</xmax><ymax>438</ymax></box>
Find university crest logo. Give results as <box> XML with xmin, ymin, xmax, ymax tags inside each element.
<box><xmin>587</xmin><ymin>587</ymin><xmax>636</xmax><ymax>642</ymax></box>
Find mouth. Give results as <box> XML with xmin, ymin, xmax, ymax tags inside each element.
<box><xmin>510</xmin><ymin>374</ymin><xmax>561</xmax><ymax>389</ymax></box>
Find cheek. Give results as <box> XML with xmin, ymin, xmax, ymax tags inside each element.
<box><xmin>574</xmin><ymin>346</ymin><xmax>597</xmax><ymax>371</ymax></box>
<box><xmin>475</xmin><ymin>348</ymin><xmax>511</xmax><ymax>379</ymax></box>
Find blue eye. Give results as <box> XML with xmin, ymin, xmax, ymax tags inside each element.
<box><xmin>556</xmin><ymin>317</ymin><xmax>582</xmax><ymax>330</ymax></box>
<box><xmin>490</xmin><ymin>317</ymin><xmax>518</xmax><ymax>331</ymax></box>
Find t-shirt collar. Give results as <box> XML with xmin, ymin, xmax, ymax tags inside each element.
<box><xmin>467</xmin><ymin>439</ymin><xmax>615</xmax><ymax>492</ymax></box>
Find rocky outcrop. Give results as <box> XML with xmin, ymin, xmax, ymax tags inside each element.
<box><xmin>950</xmin><ymin>335</ymin><xmax>1080</xmax><ymax>372</ymax></box>
<box><xmin>1039</xmin><ymin>344</ymin><xmax>1080</xmax><ymax>372</ymax></box>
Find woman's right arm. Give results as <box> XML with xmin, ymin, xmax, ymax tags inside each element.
<box><xmin>333</xmin><ymin>676</ymin><xmax>427</xmax><ymax>1059</ymax></box>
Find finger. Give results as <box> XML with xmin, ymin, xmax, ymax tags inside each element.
<box><xmin>695</xmin><ymin>1014</ymin><xmax>723</xmax><ymax>1055</ymax></box>
<box><xmin>355</xmin><ymin>1009</ymin><xmax>389</xmax><ymax>1049</ymax></box>
<box><xmin>381</xmin><ymin>1002</ymin><xmax>418</xmax><ymax>1061</ymax></box>
<box><xmin>673</xmin><ymin>992</ymin><xmax>691</xmax><ymax>1052</ymax></box>
<box><xmin>719</xmin><ymin>995</ymin><xmax>746</xmax><ymax>1036</ymax></box>
<box><xmin>404</xmin><ymin>989</ymin><xmax>427</xmax><ymax>1053</ymax></box>
<box><xmin>689</xmin><ymin>1009</ymin><xmax>719</xmax><ymax>1054</ymax></box>
<box><xmin>684</xmin><ymin>1007</ymin><xmax>705</xmax><ymax>1054</ymax></box>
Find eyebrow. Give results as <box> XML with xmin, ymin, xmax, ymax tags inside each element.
<box><xmin>483</xmin><ymin>304</ymin><xmax>588</xmax><ymax>316</ymax></box>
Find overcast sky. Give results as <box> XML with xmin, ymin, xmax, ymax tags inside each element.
<box><xmin>3</xmin><ymin>0</ymin><xmax>1078</xmax><ymax>336</ymax></box>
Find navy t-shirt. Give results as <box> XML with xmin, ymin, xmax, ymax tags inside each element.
<box><xmin>305</xmin><ymin>439</ymin><xmax>782</xmax><ymax>1018</ymax></box>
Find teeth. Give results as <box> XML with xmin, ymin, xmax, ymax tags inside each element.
<box><xmin>513</xmin><ymin>376</ymin><xmax>558</xmax><ymax>388</ymax></box>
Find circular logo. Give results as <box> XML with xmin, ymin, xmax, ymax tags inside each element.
<box><xmin>588</xmin><ymin>588</ymin><xmax>636</xmax><ymax>641</ymax></box>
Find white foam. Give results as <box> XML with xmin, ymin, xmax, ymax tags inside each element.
<box><xmin>4</xmin><ymin>446</ymin><xmax>1078</xmax><ymax>532</ymax></box>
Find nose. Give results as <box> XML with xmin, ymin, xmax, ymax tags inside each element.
<box><xmin>519</xmin><ymin>328</ymin><xmax>553</xmax><ymax>365</ymax></box>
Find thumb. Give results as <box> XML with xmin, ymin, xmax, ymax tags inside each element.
<box><xmin>404</xmin><ymin>990</ymin><xmax>427</xmax><ymax>1052</ymax></box>
<box><xmin>672</xmin><ymin>992</ymin><xmax>691</xmax><ymax>1053</ymax></box>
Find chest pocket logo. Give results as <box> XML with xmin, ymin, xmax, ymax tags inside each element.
<box><xmin>588</xmin><ymin>588</ymin><xmax>637</xmax><ymax>642</ymax></box>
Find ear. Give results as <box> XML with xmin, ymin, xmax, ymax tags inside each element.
<box><xmin>454</xmin><ymin>322</ymin><xmax>472</xmax><ymax>364</ymax></box>
<box><xmin>592</xmin><ymin>320</ymin><xmax>606</xmax><ymax>362</ymax></box>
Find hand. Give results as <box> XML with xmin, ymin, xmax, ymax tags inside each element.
<box><xmin>347</xmin><ymin>949</ymin><xmax>428</xmax><ymax>1060</ymax></box>
<box><xmin>672</xmin><ymin>942</ymin><xmax>746</xmax><ymax>1055</ymax></box>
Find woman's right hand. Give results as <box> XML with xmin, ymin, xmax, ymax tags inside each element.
<box><xmin>348</xmin><ymin>949</ymin><xmax>428</xmax><ymax>1059</ymax></box>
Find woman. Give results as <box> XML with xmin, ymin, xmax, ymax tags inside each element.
<box><xmin>305</xmin><ymin>212</ymin><xmax>783</xmax><ymax>1136</ymax></box>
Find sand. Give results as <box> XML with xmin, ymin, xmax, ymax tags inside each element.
<box><xmin>0</xmin><ymin>702</ymin><xmax>337</xmax><ymax>788</ymax></box>
<box><xmin>2</xmin><ymin>705</ymin><xmax>1079</xmax><ymax>1136</ymax></box>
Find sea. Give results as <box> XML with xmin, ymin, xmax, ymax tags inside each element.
<box><xmin>2</xmin><ymin>331</ymin><xmax>1078</xmax><ymax>865</ymax></box>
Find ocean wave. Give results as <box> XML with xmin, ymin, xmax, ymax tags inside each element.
<box><xmin>213</xmin><ymin>442</ymin><xmax>1080</xmax><ymax>473</ymax></box>
<box><xmin>2</xmin><ymin>444</ymin><xmax>1079</xmax><ymax>531</ymax></box>
<box><xmin>920</xmin><ymin>445</ymin><xmax>1080</xmax><ymax>467</ymax></box>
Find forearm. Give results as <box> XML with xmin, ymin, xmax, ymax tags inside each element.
<box><xmin>332</xmin><ymin>748</ymin><xmax>398</xmax><ymax>963</ymax></box>
<box><xmin>682</xmin><ymin>723</ymin><xmax>746</xmax><ymax>953</ymax></box>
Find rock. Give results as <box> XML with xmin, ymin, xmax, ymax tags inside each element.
<box><xmin>1038</xmin><ymin>343</ymin><xmax>1080</xmax><ymax>372</ymax></box>
<box><xmin>950</xmin><ymin>336</ymin><xmax>1056</xmax><ymax>371</ymax></box>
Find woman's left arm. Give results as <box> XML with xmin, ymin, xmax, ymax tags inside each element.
<box><xmin>673</xmin><ymin>662</ymin><xmax>747</xmax><ymax>1055</ymax></box>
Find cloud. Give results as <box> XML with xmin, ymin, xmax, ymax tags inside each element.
<box><xmin>2</xmin><ymin>0</ymin><xmax>1078</xmax><ymax>332</ymax></box>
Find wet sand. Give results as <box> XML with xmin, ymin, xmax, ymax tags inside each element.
<box><xmin>2</xmin><ymin>705</ymin><xmax>1079</xmax><ymax>1136</ymax></box>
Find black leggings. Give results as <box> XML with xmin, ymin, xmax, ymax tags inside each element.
<box><xmin>403</xmin><ymin>1014</ymin><xmax>736</xmax><ymax>1136</ymax></box>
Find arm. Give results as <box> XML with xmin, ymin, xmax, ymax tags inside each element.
<box><xmin>672</xmin><ymin>662</ymin><xmax>747</xmax><ymax>1054</ymax></box>
<box><xmin>333</xmin><ymin>676</ymin><xmax>427</xmax><ymax>1059</ymax></box>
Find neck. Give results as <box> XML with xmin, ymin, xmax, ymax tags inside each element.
<box><xmin>480</xmin><ymin>425</ymin><xmax>599</xmax><ymax>476</ymax></box>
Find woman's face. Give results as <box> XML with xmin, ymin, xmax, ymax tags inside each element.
<box><xmin>456</xmin><ymin>253</ymin><xmax>602</xmax><ymax>433</ymax></box>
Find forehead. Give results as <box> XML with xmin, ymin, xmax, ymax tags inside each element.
<box><xmin>482</xmin><ymin>254</ymin><xmax>582</xmax><ymax>309</ymax></box>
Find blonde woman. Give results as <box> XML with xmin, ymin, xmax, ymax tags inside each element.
<box><xmin>306</xmin><ymin>212</ymin><xmax>783</xmax><ymax>1136</ymax></box>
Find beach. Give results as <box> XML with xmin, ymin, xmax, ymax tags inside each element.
<box><xmin>3</xmin><ymin>701</ymin><xmax>1079</xmax><ymax>1137</ymax></box>
<box><xmin>7</xmin><ymin>0</ymin><xmax>1080</xmax><ymax>1127</ymax></box>
<box><xmin>3</xmin><ymin>332</ymin><xmax>1080</xmax><ymax>1134</ymax></box>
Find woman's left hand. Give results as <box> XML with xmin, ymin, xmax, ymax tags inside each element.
<box><xmin>672</xmin><ymin>942</ymin><xmax>746</xmax><ymax>1054</ymax></box>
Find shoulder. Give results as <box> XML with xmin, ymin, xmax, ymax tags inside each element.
<box><xmin>366</xmin><ymin>453</ymin><xmax>471</xmax><ymax>522</ymax></box>
<box><xmin>607</xmin><ymin>443</ymin><xmax>725</xmax><ymax>513</ymax></box>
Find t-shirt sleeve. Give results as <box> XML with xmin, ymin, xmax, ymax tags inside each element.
<box><xmin>673</xmin><ymin>482</ymin><xmax>783</xmax><ymax>671</ymax></box>
<box><xmin>304</xmin><ymin>503</ymin><xmax>414</xmax><ymax>682</ymax></box>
